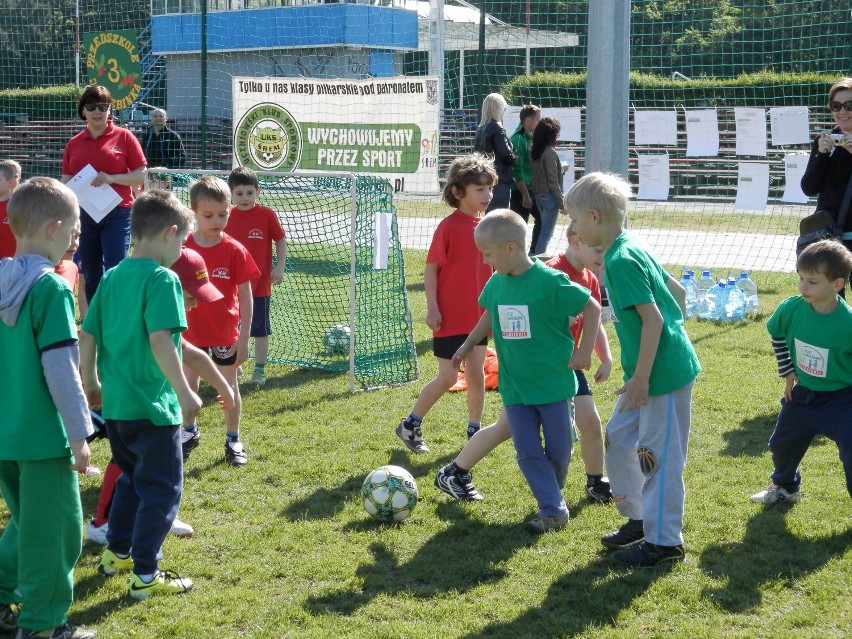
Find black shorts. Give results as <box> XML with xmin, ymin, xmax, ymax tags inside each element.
<box><xmin>575</xmin><ymin>369</ymin><xmax>591</xmax><ymax>397</ymax></box>
<box><xmin>204</xmin><ymin>345</ymin><xmax>238</xmax><ymax>367</ymax></box>
<box><xmin>250</xmin><ymin>296</ymin><xmax>271</xmax><ymax>337</ymax></box>
<box><xmin>433</xmin><ymin>333</ymin><xmax>488</xmax><ymax>360</ymax></box>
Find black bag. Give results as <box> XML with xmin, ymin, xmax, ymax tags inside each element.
<box><xmin>797</xmin><ymin>174</ymin><xmax>852</xmax><ymax>255</ymax></box>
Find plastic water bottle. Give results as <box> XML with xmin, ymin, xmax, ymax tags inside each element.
<box><xmin>701</xmin><ymin>280</ymin><xmax>725</xmax><ymax>320</ymax></box>
<box><xmin>724</xmin><ymin>279</ymin><xmax>746</xmax><ymax>320</ymax></box>
<box><xmin>736</xmin><ymin>272</ymin><xmax>759</xmax><ymax>317</ymax></box>
<box><xmin>696</xmin><ymin>270</ymin><xmax>715</xmax><ymax>316</ymax></box>
<box><xmin>680</xmin><ymin>272</ymin><xmax>698</xmax><ymax>318</ymax></box>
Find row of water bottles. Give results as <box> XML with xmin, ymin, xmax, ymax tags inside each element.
<box><xmin>680</xmin><ymin>270</ymin><xmax>759</xmax><ymax>320</ymax></box>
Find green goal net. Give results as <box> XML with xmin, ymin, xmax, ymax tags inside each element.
<box><xmin>147</xmin><ymin>169</ymin><xmax>418</xmax><ymax>391</ymax></box>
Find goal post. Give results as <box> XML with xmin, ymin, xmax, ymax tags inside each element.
<box><xmin>146</xmin><ymin>168</ymin><xmax>419</xmax><ymax>391</ymax></box>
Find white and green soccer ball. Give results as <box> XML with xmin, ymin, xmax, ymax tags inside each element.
<box><xmin>324</xmin><ymin>324</ymin><xmax>351</xmax><ymax>354</ymax></box>
<box><xmin>362</xmin><ymin>465</ymin><xmax>418</xmax><ymax>522</ymax></box>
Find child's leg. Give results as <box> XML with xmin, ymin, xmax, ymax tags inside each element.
<box><xmin>254</xmin><ymin>335</ymin><xmax>269</xmax><ymax>368</ymax></box>
<box><xmin>539</xmin><ymin>401</ymin><xmax>574</xmax><ymax>490</ymax></box>
<box><xmin>410</xmin><ymin>356</ymin><xmax>460</xmax><ymax>419</ymax></box>
<box><xmin>505</xmin><ymin>403</ymin><xmax>570</xmax><ymax>516</ymax></box>
<box><xmin>219</xmin><ymin>363</ymin><xmax>242</xmax><ymax>437</ymax></box>
<box><xmin>767</xmin><ymin>387</ymin><xmax>819</xmax><ymax>493</ymax></box>
<box><xmin>574</xmin><ymin>395</ymin><xmax>604</xmax><ymax>476</ymax></box>
<box><xmin>604</xmin><ymin>396</ymin><xmax>643</xmax><ymax>522</ymax></box>
<box><xmin>456</xmin><ymin>406</ymin><xmax>511</xmax><ymax>470</ymax></box>
<box><xmin>251</xmin><ymin>296</ymin><xmax>271</xmax><ymax>384</ymax></box>
<box><xmin>804</xmin><ymin>386</ymin><xmax>852</xmax><ymax>498</ymax></box>
<box><xmin>638</xmin><ymin>382</ymin><xmax>693</xmax><ymax>547</ymax></box>
<box><xmin>462</xmin><ymin>344</ymin><xmax>488</xmax><ymax>428</ymax></box>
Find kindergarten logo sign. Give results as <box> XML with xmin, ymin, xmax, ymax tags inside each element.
<box><xmin>83</xmin><ymin>29</ymin><xmax>142</xmax><ymax>110</ymax></box>
<box><xmin>233</xmin><ymin>77</ymin><xmax>439</xmax><ymax>193</ymax></box>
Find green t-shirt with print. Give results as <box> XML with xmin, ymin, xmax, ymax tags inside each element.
<box><xmin>603</xmin><ymin>232</ymin><xmax>701</xmax><ymax>396</ymax></box>
<box><xmin>0</xmin><ymin>273</ymin><xmax>77</xmax><ymax>460</ymax></box>
<box><xmin>82</xmin><ymin>258</ymin><xmax>186</xmax><ymax>426</ymax></box>
<box><xmin>479</xmin><ymin>259</ymin><xmax>591</xmax><ymax>406</ymax></box>
<box><xmin>767</xmin><ymin>295</ymin><xmax>852</xmax><ymax>392</ymax></box>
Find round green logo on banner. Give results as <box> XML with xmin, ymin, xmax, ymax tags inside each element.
<box><xmin>83</xmin><ymin>30</ymin><xmax>142</xmax><ymax>110</ymax></box>
<box><xmin>235</xmin><ymin>103</ymin><xmax>302</xmax><ymax>172</ymax></box>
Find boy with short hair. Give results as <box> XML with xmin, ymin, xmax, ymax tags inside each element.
<box><xmin>0</xmin><ymin>177</ymin><xmax>96</xmax><ymax>638</ymax></box>
<box><xmin>751</xmin><ymin>239</ymin><xmax>852</xmax><ymax>505</ymax></box>
<box><xmin>566</xmin><ymin>171</ymin><xmax>701</xmax><ymax>567</ymax></box>
<box><xmin>0</xmin><ymin>159</ymin><xmax>22</xmax><ymax>258</ymax></box>
<box><xmin>226</xmin><ymin>166</ymin><xmax>286</xmax><ymax>386</ymax></box>
<box><xmin>182</xmin><ymin>176</ymin><xmax>260</xmax><ymax>466</ymax></box>
<box><xmin>453</xmin><ymin>209</ymin><xmax>600</xmax><ymax>533</ymax></box>
<box><xmin>80</xmin><ymin>189</ymin><xmax>199</xmax><ymax>599</ymax></box>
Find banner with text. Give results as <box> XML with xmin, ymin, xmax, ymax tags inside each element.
<box><xmin>233</xmin><ymin>76</ymin><xmax>440</xmax><ymax>194</ymax></box>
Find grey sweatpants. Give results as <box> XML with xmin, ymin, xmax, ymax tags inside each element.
<box><xmin>604</xmin><ymin>380</ymin><xmax>694</xmax><ymax>546</ymax></box>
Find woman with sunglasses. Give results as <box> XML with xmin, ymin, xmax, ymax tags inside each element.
<box><xmin>801</xmin><ymin>77</ymin><xmax>852</xmax><ymax>289</ymax></box>
<box><xmin>61</xmin><ymin>85</ymin><xmax>147</xmax><ymax>302</ymax></box>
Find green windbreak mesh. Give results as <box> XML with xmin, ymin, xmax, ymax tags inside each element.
<box><xmin>148</xmin><ymin>169</ymin><xmax>418</xmax><ymax>390</ymax></box>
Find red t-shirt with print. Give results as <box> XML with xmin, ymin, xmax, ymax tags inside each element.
<box><xmin>545</xmin><ymin>252</ymin><xmax>601</xmax><ymax>345</ymax></box>
<box><xmin>225</xmin><ymin>204</ymin><xmax>285</xmax><ymax>297</ymax></box>
<box><xmin>0</xmin><ymin>200</ymin><xmax>14</xmax><ymax>259</ymax></box>
<box><xmin>183</xmin><ymin>233</ymin><xmax>260</xmax><ymax>347</ymax></box>
<box><xmin>425</xmin><ymin>210</ymin><xmax>492</xmax><ymax>338</ymax></box>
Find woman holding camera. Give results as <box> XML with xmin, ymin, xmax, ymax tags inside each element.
<box><xmin>61</xmin><ymin>85</ymin><xmax>147</xmax><ymax>302</ymax></box>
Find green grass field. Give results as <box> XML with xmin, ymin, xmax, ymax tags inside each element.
<box><xmin>3</xmin><ymin>257</ymin><xmax>851</xmax><ymax>638</ymax></box>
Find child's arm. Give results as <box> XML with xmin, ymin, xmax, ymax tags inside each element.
<box><xmin>424</xmin><ymin>262</ymin><xmax>441</xmax><ymax>331</ymax></box>
<box><xmin>234</xmin><ymin>281</ymin><xmax>254</xmax><ymax>366</ymax></box>
<box><xmin>666</xmin><ymin>275</ymin><xmax>687</xmax><ymax>318</ymax></box>
<box><xmin>593</xmin><ymin>322</ymin><xmax>613</xmax><ymax>383</ymax></box>
<box><xmin>569</xmin><ymin>297</ymin><xmax>601</xmax><ymax>371</ymax></box>
<box><xmin>271</xmin><ymin>237</ymin><xmax>287</xmax><ymax>285</ymax></box>
<box><xmin>451</xmin><ymin>311</ymin><xmax>492</xmax><ymax>370</ymax></box>
<box><xmin>771</xmin><ymin>336</ymin><xmax>798</xmax><ymax>401</ymax></box>
<box><xmin>615</xmin><ymin>301</ymin><xmax>663</xmax><ymax>412</ymax></box>
<box><xmin>79</xmin><ymin>330</ymin><xmax>101</xmax><ymax>408</ymax></box>
<box><xmin>42</xmin><ymin>344</ymin><xmax>94</xmax><ymax>472</ymax></box>
<box><xmin>149</xmin><ymin>329</ymin><xmax>203</xmax><ymax>424</ymax></box>
<box><xmin>182</xmin><ymin>340</ymin><xmax>235</xmax><ymax>410</ymax></box>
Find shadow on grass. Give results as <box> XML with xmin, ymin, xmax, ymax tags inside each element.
<box><xmin>699</xmin><ymin>505</ymin><xmax>852</xmax><ymax>613</ymax></box>
<box><xmin>304</xmin><ymin>502</ymin><xmax>537</xmax><ymax>616</ymax></box>
<box><xmin>720</xmin><ymin>412</ymin><xmax>778</xmax><ymax>458</ymax></box>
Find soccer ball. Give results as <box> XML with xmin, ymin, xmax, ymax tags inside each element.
<box><xmin>362</xmin><ymin>465</ymin><xmax>418</xmax><ymax>522</ymax></box>
<box><xmin>324</xmin><ymin>324</ymin><xmax>351</xmax><ymax>354</ymax></box>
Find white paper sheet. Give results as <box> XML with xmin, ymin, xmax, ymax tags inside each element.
<box><xmin>65</xmin><ymin>164</ymin><xmax>122</xmax><ymax>222</ymax></box>
<box><xmin>373</xmin><ymin>211</ymin><xmax>393</xmax><ymax>269</ymax></box>
<box><xmin>503</xmin><ymin>106</ymin><xmax>583</xmax><ymax>143</ymax></box>
<box><xmin>769</xmin><ymin>106</ymin><xmax>811</xmax><ymax>146</ymax></box>
<box><xmin>637</xmin><ymin>154</ymin><xmax>670</xmax><ymax>201</ymax></box>
<box><xmin>734</xmin><ymin>163</ymin><xmax>770</xmax><ymax>211</ymax></box>
<box><xmin>501</xmin><ymin>108</ymin><xmax>522</xmax><ymax>140</ymax></box>
<box><xmin>634</xmin><ymin>110</ymin><xmax>678</xmax><ymax>146</ymax></box>
<box><xmin>734</xmin><ymin>108</ymin><xmax>767</xmax><ymax>156</ymax></box>
<box><xmin>685</xmin><ymin>109</ymin><xmax>720</xmax><ymax>157</ymax></box>
<box><xmin>559</xmin><ymin>149</ymin><xmax>575</xmax><ymax>191</ymax></box>
<box><xmin>781</xmin><ymin>153</ymin><xmax>810</xmax><ymax>204</ymax></box>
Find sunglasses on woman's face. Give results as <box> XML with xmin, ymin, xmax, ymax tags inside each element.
<box><xmin>84</xmin><ymin>103</ymin><xmax>111</xmax><ymax>112</ymax></box>
<box><xmin>828</xmin><ymin>100</ymin><xmax>852</xmax><ymax>113</ymax></box>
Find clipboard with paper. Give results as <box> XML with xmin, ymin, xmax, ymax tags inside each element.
<box><xmin>66</xmin><ymin>164</ymin><xmax>122</xmax><ymax>222</ymax></box>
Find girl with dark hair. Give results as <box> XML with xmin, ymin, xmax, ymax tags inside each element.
<box><xmin>530</xmin><ymin>117</ymin><xmax>564</xmax><ymax>254</ymax></box>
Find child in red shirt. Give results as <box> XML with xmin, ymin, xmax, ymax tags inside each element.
<box><xmin>0</xmin><ymin>160</ymin><xmax>21</xmax><ymax>259</ymax></box>
<box><xmin>225</xmin><ymin>167</ymin><xmax>286</xmax><ymax>386</ymax></box>
<box><xmin>183</xmin><ymin>177</ymin><xmax>260</xmax><ymax>467</ymax></box>
<box><xmin>395</xmin><ymin>154</ymin><xmax>497</xmax><ymax>454</ymax></box>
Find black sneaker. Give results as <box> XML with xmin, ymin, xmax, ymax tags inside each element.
<box><xmin>181</xmin><ymin>428</ymin><xmax>200</xmax><ymax>460</ymax></box>
<box><xmin>17</xmin><ymin>623</ymin><xmax>97</xmax><ymax>638</ymax></box>
<box><xmin>601</xmin><ymin>519</ymin><xmax>644</xmax><ymax>549</ymax></box>
<box><xmin>586</xmin><ymin>477</ymin><xmax>613</xmax><ymax>504</ymax></box>
<box><xmin>224</xmin><ymin>440</ymin><xmax>248</xmax><ymax>467</ymax></box>
<box><xmin>434</xmin><ymin>464</ymin><xmax>484</xmax><ymax>501</ymax></box>
<box><xmin>0</xmin><ymin>603</ymin><xmax>17</xmax><ymax>631</ymax></box>
<box><xmin>612</xmin><ymin>541</ymin><xmax>685</xmax><ymax>567</ymax></box>
<box><xmin>395</xmin><ymin>420</ymin><xmax>430</xmax><ymax>453</ymax></box>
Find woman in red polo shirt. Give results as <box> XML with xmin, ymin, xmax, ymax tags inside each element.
<box><xmin>61</xmin><ymin>85</ymin><xmax>147</xmax><ymax>302</ymax></box>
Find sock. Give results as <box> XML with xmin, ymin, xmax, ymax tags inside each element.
<box><xmin>448</xmin><ymin>461</ymin><xmax>469</xmax><ymax>475</ymax></box>
<box><xmin>113</xmin><ymin>551</ymin><xmax>130</xmax><ymax>559</ymax></box>
<box><xmin>467</xmin><ymin>421</ymin><xmax>481</xmax><ymax>438</ymax></box>
<box><xmin>184</xmin><ymin>422</ymin><xmax>198</xmax><ymax>433</ymax></box>
<box><xmin>405</xmin><ymin>413</ymin><xmax>423</xmax><ymax>428</ymax></box>
<box><xmin>586</xmin><ymin>473</ymin><xmax>604</xmax><ymax>485</ymax></box>
<box><xmin>137</xmin><ymin>572</ymin><xmax>156</xmax><ymax>584</ymax></box>
<box><xmin>254</xmin><ymin>363</ymin><xmax>265</xmax><ymax>373</ymax></box>
<box><xmin>226</xmin><ymin>431</ymin><xmax>240</xmax><ymax>443</ymax></box>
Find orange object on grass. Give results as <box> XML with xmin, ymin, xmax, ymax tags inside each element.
<box><xmin>449</xmin><ymin>347</ymin><xmax>499</xmax><ymax>392</ymax></box>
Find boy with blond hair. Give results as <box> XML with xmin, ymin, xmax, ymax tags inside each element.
<box><xmin>182</xmin><ymin>176</ymin><xmax>259</xmax><ymax>466</ymax></box>
<box><xmin>0</xmin><ymin>159</ymin><xmax>22</xmax><ymax>258</ymax></box>
<box><xmin>751</xmin><ymin>239</ymin><xmax>852</xmax><ymax>505</ymax></box>
<box><xmin>453</xmin><ymin>209</ymin><xmax>600</xmax><ymax>533</ymax></box>
<box><xmin>81</xmin><ymin>189</ymin><xmax>198</xmax><ymax>599</ymax></box>
<box><xmin>226</xmin><ymin>166</ymin><xmax>286</xmax><ymax>386</ymax></box>
<box><xmin>566</xmin><ymin>172</ymin><xmax>700</xmax><ymax>567</ymax></box>
<box><xmin>0</xmin><ymin>177</ymin><xmax>95</xmax><ymax>638</ymax></box>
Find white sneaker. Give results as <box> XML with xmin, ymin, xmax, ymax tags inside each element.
<box><xmin>86</xmin><ymin>520</ymin><xmax>109</xmax><ymax>545</ymax></box>
<box><xmin>750</xmin><ymin>484</ymin><xmax>802</xmax><ymax>504</ymax></box>
<box><xmin>170</xmin><ymin>518</ymin><xmax>194</xmax><ymax>537</ymax></box>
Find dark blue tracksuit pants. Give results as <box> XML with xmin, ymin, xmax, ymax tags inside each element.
<box><xmin>105</xmin><ymin>419</ymin><xmax>183</xmax><ymax>576</ymax></box>
<box><xmin>768</xmin><ymin>384</ymin><xmax>852</xmax><ymax>498</ymax></box>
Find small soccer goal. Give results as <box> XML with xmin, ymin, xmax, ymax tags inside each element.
<box><xmin>147</xmin><ymin>168</ymin><xmax>418</xmax><ymax>391</ymax></box>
